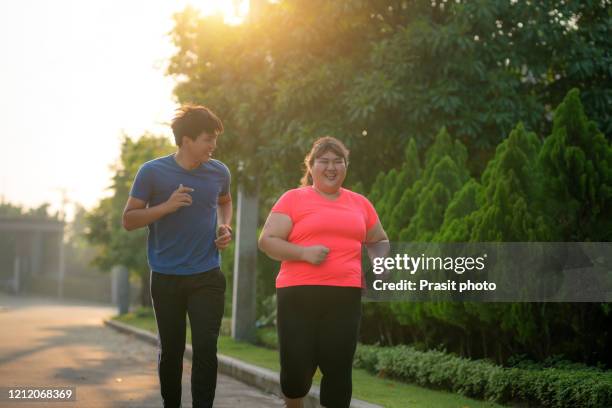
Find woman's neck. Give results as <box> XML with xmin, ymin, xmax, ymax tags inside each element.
<box><xmin>312</xmin><ymin>185</ymin><xmax>341</xmax><ymax>199</ymax></box>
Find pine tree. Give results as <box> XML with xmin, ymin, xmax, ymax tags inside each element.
<box><xmin>435</xmin><ymin>178</ymin><xmax>482</xmax><ymax>242</ymax></box>
<box><xmin>382</xmin><ymin>139</ymin><xmax>421</xmax><ymax>230</ymax></box>
<box><xmin>367</xmin><ymin>138</ymin><xmax>422</xmax><ymax>239</ymax></box>
<box><xmin>367</xmin><ymin>172</ymin><xmax>386</xmax><ymax>208</ymax></box>
<box><xmin>539</xmin><ymin>88</ymin><xmax>612</xmax><ymax>241</ymax></box>
<box><xmin>396</xmin><ymin>128</ymin><xmax>470</xmax><ymax>241</ymax></box>
<box><xmin>446</xmin><ymin>122</ymin><xmax>553</xmax><ymax>241</ymax></box>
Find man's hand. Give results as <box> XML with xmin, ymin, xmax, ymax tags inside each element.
<box><xmin>164</xmin><ymin>184</ymin><xmax>194</xmax><ymax>213</ymax></box>
<box><xmin>215</xmin><ymin>224</ymin><xmax>232</xmax><ymax>250</ymax></box>
<box><xmin>301</xmin><ymin>245</ymin><xmax>330</xmax><ymax>265</ymax></box>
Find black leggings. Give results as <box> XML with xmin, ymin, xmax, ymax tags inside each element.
<box><xmin>151</xmin><ymin>268</ymin><xmax>226</xmax><ymax>408</ymax></box>
<box><xmin>276</xmin><ymin>285</ymin><xmax>362</xmax><ymax>408</ymax></box>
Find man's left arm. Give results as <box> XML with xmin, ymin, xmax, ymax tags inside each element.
<box><xmin>215</xmin><ymin>193</ymin><xmax>233</xmax><ymax>250</ymax></box>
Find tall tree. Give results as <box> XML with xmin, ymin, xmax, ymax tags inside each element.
<box><xmin>539</xmin><ymin>88</ymin><xmax>612</xmax><ymax>241</ymax></box>
<box><xmin>168</xmin><ymin>0</ymin><xmax>610</xmax><ymax>194</ymax></box>
<box><xmin>86</xmin><ymin>134</ymin><xmax>174</xmax><ymax>306</ymax></box>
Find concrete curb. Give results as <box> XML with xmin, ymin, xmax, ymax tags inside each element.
<box><xmin>104</xmin><ymin>319</ymin><xmax>382</xmax><ymax>408</ymax></box>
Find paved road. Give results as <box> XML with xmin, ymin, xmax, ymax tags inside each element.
<box><xmin>0</xmin><ymin>294</ymin><xmax>284</xmax><ymax>407</ymax></box>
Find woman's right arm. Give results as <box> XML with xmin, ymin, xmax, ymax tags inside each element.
<box><xmin>258</xmin><ymin>212</ymin><xmax>329</xmax><ymax>264</ymax></box>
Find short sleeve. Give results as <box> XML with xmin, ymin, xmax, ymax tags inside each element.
<box><xmin>362</xmin><ymin>195</ymin><xmax>379</xmax><ymax>229</ymax></box>
<box><xmin>270</xmin><ymin>190</ymin><xmax>295</xmax><ymax>220</ymax></box>
<box><xmin>130</xmin><ymin>164</ymin><xmax>154</xmax><ymax>203</ymax></box>
<box><xmin>220</xmin><ymin>164</ymin><xmax>231</xmax><ymax>196</ymax></box>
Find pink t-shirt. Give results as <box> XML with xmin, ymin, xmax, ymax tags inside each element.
<box><xmin>271</xmin><ymin>186</ymin><xmax>379</xmax><ymax>288</ymax></box>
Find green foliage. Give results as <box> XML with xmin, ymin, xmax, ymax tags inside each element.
<box><xmin>369</xmin><ymin>129</ymin><xmax>469</xmax><ymax>243</ymax></box>
<box><xmin>402</xmin><ymin>129</ymin><xmax>468</xmax><ymax>241</ymax></box>
<box><xmin>467</xmin><ymin>122</ymin><xmax>551</xmax><ymax>242</ymax></box>
<box><xmin>165</xmin><ymin>0</ymin><xmax>612</xmax><ymax>371</ymax></box>
<box><xmin>346</xmin><ymin>0</ymin><xmax>611</xmax><ymax>172</ymax></box>
<box><xmin>371</xmin><ymin>128</ymin><xmax>469</xmax><ymax>242</ymax></box>
<box><xmin>539</xmin><ymin>88</ymin><xmax>612</xmax><ymax>241</ymax></box>
<box><xmin>85</xmin><ymin>134</ymin><xmax>174</xmax><ymax>304</ymax></box>
<box><xmin>436</xmin><ymin>178</ymin><xmax>482</xmax><ymax>242</ymax></box>
<box><xmin>374</xmin><ymin>138</ymin><xmax>421</xmax><ymax>239</ymax></box>
<box><xmin>354</xmin><ymin>344</ymin><xmax>612</xmax><ymax>408</ymax></box>
<box><xmin>363</xmin><ymin>90</ymin><xmax>612</xmax><ymax>367</ymax></box>
<box><xmin>167</xmin><ymin>0</ymin><xmax>611</xmax><ymax>195</ymax></box>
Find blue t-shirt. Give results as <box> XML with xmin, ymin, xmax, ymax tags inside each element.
<box><xmin>130</xmin><ymin>154</ymin><xmax>231</xmax><ymax>275</ymax></box>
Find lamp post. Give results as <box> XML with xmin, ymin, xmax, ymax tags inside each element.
<box><xmin>231</xmin><ymin>160</ymin><xmax>258</xmax><ymax>342</ymax></box>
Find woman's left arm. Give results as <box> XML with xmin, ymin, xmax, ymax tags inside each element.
<box><xmin>366</xmin><ymin>220</ymin><xmax>388</xmax><ymax>243</ymax></box>
<box><xmin>365</xmin><ymin>221</ymin><xmax>390</xmax><ymax>259</ymax></box>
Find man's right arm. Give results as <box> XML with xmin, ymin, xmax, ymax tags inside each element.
<box><xmin>122</xmin><ymin>184</ymin><xmax>194</xmax><ymax>231</ymax></box>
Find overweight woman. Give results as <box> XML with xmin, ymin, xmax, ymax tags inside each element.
<box><xmin>258</xmin><ymin>136</ymin><xmax>389</xmax><ymax>408</ymax></box>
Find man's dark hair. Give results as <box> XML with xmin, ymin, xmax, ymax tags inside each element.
<box><xmin>171</xmin><ymin>105</ymin><xmax>224</xmax><ymax>146</ymax></box>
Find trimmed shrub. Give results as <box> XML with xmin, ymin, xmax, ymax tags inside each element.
<box><xmin>354</xmin><ymin>344</ymin><xmax>612</xmax><ymax>408</ymax></box>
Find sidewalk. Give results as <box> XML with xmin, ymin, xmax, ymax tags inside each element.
<box><xmin>0</xmin><ymin>293</ymin><xmax>283</xmax><ymax>407</ymax></box>
<box><xmin>105</xmin><ymin>319</ymin><xmax>381</xmax><ymax>408</ymax></box>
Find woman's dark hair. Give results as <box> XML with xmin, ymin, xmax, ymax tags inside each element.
<box><xmin>171</xmin><ymin>104</ymin><xmax>224</xmax><ymax>146</ymax></box>
<box><xmin>300</xmin><ymin>136</ymin><xmax>350</xmax><ymax>186</ymax></box>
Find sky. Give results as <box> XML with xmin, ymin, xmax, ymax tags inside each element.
<box><xmin>0</xmin><ymin>0</ymin><xmax>248</xmax><ymax>220</ymax></box>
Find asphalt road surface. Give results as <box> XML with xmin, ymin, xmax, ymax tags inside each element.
<box><xmin>0</xmin><ymin>294</ymin><xmax>284</xmax><ymax>407</ymax></box>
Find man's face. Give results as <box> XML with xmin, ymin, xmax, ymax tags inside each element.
<box><xmin>184</xmin><ymin>131</ymin><xmax>217</xmax><ymax>163</ymax></box>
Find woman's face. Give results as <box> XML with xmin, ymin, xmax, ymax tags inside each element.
<box><xmin>311</xmin><ymin>150</ymin><xmax>347</xmax><ymax>194</ymax></box>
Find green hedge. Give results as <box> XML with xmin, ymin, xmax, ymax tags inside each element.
<box><xmin>354</xmin><ymin>345</ymin><xmax>612</xmax><ymax>408</ymax></box>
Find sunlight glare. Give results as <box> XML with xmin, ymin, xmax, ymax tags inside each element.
<box><xmin>185</xmin><ymin>0</ymin><xmax>250</xmax><ymax>25</ymax></box>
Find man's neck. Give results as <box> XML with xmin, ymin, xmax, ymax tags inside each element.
<box><xmin>174</xmin><ymin>149</ymin><xmax>200</xmax><ymax>171</ymax></box>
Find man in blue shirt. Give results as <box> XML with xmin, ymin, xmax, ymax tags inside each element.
<box><xmin>123</xmin><ymin>105</ymin><xmax>232</xmax><ymax>408</ymax></box>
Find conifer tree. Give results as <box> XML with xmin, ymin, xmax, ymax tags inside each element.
<box><xmin>396</xmin><ymin>128</ymin><xmax>470</xmax><ymax>241</ymax></box>
<box><xmin>435</xmin><ymin>178</ymin><xmax>482</xmax><ymax>242</ymax></box>
<box><xmin>367</xmin><ymin>138</ymin><xmax>422</xmax><ymax>239</ymax></box>
<box><xmin>470</xmin><ymin>122</ymin><xmax>551</xmax><ymax>241</ymax></box>
<box><xmin>539</xmin><ymin>88</ymin><xmax>612</xmax><ymax>241</ymax></box>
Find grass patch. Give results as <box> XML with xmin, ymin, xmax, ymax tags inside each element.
<box><xmin>113</xmin><ymin>308</ymin><xmax>504</xmax><ymax>408</ymax></box>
